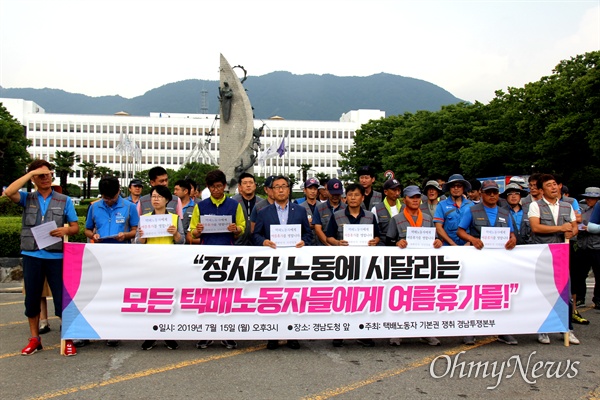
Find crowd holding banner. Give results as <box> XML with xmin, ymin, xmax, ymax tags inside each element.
<box><xmin>3</xmin><ymin>162</ymin><xmax>599</xmax><ymax>356</ymax></box>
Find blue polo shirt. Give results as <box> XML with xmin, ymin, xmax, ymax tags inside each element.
<box><xmin>19</xmin><ymin>191</ymin><xmax>78</xmax><ymax>259</ymax></box>
<box><xmin>459</xmin><ymin>205</ymin><xmax>514</xmax><ymax>232</ymax></box>
<box><xmin>85</xmin><ymin>197</ymin><xmax>139</xmax><ymax>243</ymax></box>
<box><xmin>433</xmin><ymin>197</ymin><xmax>474</xmax><ymax>245</ymax></box>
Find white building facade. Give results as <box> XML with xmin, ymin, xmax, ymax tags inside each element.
<box><xmin>2</xmin><ymin>98</ymin><xmax>384</xmax><ymax>187</ymax></box>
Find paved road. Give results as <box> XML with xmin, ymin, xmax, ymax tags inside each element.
<box><xmin>1</xmin><ymin>282</ymin><xmax>599</xmax><ymax>400</ymax></box>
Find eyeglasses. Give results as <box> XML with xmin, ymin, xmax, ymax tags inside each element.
<box><xmin>483</xmin><ymin>190</ymin><xmax>499</xmax><ymax>195</ymax></box>
<box><xmin>209</xmin><ymin>184</ymin><xmax>225</xmax><ymax>190</ymax></box>
<box><xmin>151</xmin><ymin>195</ymin><xmax>165</xmax><ymax>200</ymax></box>
<box><xmin>36</xmin><ymin>173</ymin><xmax>54</xmax><ymax>179</ymax></box>
<box><xmin>272</xmin><ymin>185</ymin><xmax>289</xmax><ymax>190</ymax></box>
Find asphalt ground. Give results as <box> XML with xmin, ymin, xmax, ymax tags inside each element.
<box><xmin>1</xmin><ymin>281</ymin><xmax>599</xmax><ymax>400</ymax></box>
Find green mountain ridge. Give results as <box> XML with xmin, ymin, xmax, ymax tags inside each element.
<box><xmin>0</xmin><ymin>71</ymin><xmax>463</xmax><ymax>120</ymax></box>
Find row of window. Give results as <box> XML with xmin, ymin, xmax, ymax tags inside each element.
<box><xmin>28</xmin><ymin>123</ymin><xmax>355</xmax><ymax>139</ymax></box>
<box><xmin>32</xmin><ymin>138</ymin><xmax>351</xmax><ymax>153</ymax></box>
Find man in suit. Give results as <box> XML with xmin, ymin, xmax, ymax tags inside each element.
<box><xmin>252</xmin><ymin>175</ymin><xmax>312</xmax><ymax>350</ymax></box>
<box><xmin>252</xmin><ymin>175</ymin><xmax>313</xmax><ymax>249</ymax></box>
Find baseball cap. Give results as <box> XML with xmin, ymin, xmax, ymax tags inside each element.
<box><xmin>403</xmin><ymin>185</ymin><xmax>422</xmax><ymax>197</ymax></box>
<box><xmin>481</xmin><ymin>180</ymin><xmax>500</xmax><ymax>192</ymax></box>
<box><xmin>383</xmin><ymin>179</ymin><xmax>401</xmax><ymax>191</ymax></box>
<box><xmin>327</xmin><ymin>178</ymin><xmax>344</xmax><ymax>195</ymax></box>
<box><xmin>304</xmin><ymin>177</ymin><xmax>319</xmax><ymax>188</ymax></box>
<box><xmin>264</xmin><ymin>175</ymin><xmax>276</xmax><ymax>188</ymax></box>
<box><xmin>129</xmin><ymin>179</ymin><xmax>143</xmax><ymax>187</ymax></box>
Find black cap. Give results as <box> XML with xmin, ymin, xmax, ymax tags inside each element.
<box><xmin>357</xmin><ymin>166</ymin><xmax>376</xmax><ymax>178</ymax></box>
<box><xmin>129</xmin><ymin>179</ymin><xmax>143</xmax><ymax>187</ymax></box>
<box><xmin>264</xmin><ymin>175</ymin><xmax>277</xmax><ymax>188</ymax></box>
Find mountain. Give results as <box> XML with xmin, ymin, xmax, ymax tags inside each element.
<box><xmin>0</xmin><ymin>72</ymin><xmax>463</xmax><ymax>120</ymax></box>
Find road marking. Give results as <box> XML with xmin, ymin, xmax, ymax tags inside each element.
<box><xmin>583</xmin><ymin>384</ymin><xmax>599</xmax><ymax>400</ymax></box>
<box><xmin>0</xmin><ymin>344</ymin><xmax>60</xmax><ymax>359</ymax></box>
<box><xmin>0</xmin><ymin>297</ymin><xmax>52</xmax><ymax>306</ymax></box>
<box><xmin>0</xmin><ymin>316</ymin><xmax>58</xmax><ymax>328</ymax></box>
<box><xmin>0</xmin><ymin>301</ymin><xmax>23</xmax><ymax>306</ymax></box>
<box><xmin>29</xmin><ymin>343</ymin><xmax>267</xmax><ymax>400</ymax></box>
<box><xmin>302</xmin><ymin>337</ymin><xmax>497</xmax><ymax>400</ymax></box>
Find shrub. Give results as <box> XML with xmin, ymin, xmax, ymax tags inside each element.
<box><xmin>0</xmin><ymin>216</ymin><xmax>87</xmax><ymax>257</ymax></box>
<box><xmin>0</xmin><ymin>197</ymin><xmax>23</xmax><ymax>216</ymax></box>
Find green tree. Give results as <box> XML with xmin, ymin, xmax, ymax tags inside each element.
<box><xmin>340</xmin><ymin>51</ymin><xmax>600</xmax><ymax>193</ymax></box>
<box><xmin>95</xmin><ymin>166</ymin><xmax>115</xmax><ymax>179</ymax></box>
<box><xmin>299</xmin><ymin>163</ymin><xmax>312</xmax><ymax>183</ymax></box>
<box><xmin>78</xmin><ymin>161</ymin><xmax>97</xmax><ymax>199</ymax></box>
<box><xmin>169</xmin><ymin>162</ymin><xmax>219</xmax><ymax>191</ymax></box>
<box><xmin>52</xmin><ymin>151</ymin><xmax>80</xmax><ymax>196</ymax></box>
<box><xmin>315</xmin><ymin>172</ymin><xmax>330</xmax><ymax>182</ymax></box>
<box><xmin>0</xmin><ymin>104</ymin><xmax>31</xmax><ymax>188</ymax></box>
<box><xmin>288</xmin><ymin>173</ymin><xmax>298</xmax><ymax>190</ymax></box>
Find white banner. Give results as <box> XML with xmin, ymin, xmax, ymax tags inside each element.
<box><xmin>62</xmin><ymin>243</ymin><xmax>570</xmax><ymax>340</ymax></box>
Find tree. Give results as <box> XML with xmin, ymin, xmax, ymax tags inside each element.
<box><xmin>299</xmin><ymin>163</ymin><xmax>312</xmax><ymax>183</ymax></box>
<box><xmin>339</xmin><ymin>51</ymin><xmax>600</xmax><ymax>193</ymax></box>
<box><xmin>316</xmin><ymin>172</ymin><xmax>330</xmax><ymax>182</ymax></box>
<box><xmin>52</xmin><ymin>151</ymin><xmax>80</xmax><ymax>196</ymax></box>
<box><xmin>0</xmin><ymin>104</ymin><xmax>31</xmax><ymax>188</ymax></box>
<box><xmin>169</xmin><ymin>162</ymin><xmax>219</xmax><ymax>192</ymax></box>
<box><xmin>288</xmin><ymin>173</ymin><xmax>298</xmax><ymax>190</ymax></box>
<box><xmin>78</xmin><ymin>161</ymin><xmax>96</xmax><ymax>199</ymax></box>
<box><xmin>95</xmin><ymin>166</ymin><xmax>115</xmax><ymax>178</ymax></box>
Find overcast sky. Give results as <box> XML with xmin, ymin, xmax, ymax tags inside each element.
<box><xmin>0</xmin><ymin>0</ymin><xmax>598</xmax><ymax>104</ymax></box>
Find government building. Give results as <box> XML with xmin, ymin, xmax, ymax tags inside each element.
<box><xmin>2</xmin><ymin>98</ymin><xmax>384</xmax><ymax>188</ymax></box>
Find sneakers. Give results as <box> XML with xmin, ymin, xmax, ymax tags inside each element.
<box><xmin>576</xmin><ymin>299</ymin><xmax>586</xmax><ymax>307</ymax></box>
<box><xmin>165</xmin><ymin>340</ymin><xmax>179</xmax><ymax>350</ymax></box>
<box><xmin>497</xmin><ymin>335</ymin><xmax>518</xmax><ymax>345</ymax></box>
<box><xmin>106</xmin><ymin>340</ymin><xmax>119</xmax><ymax>347</ymax></box>
<box><xmin>463</xmin><ymin>336</ymin><xmax>476</xmax><ymax>345</ymax></box>
<box><xmin>21</xmin><ymin>337</ymin><xmax>43</xmax><ymax>355</ymax></box>
<box><xmin>389</xmin><ymin>338</ymin><xmax>402</xmax><ymax>346</ymax></box>
<box><xmin>221</xmin><ymin>340</ymin><xmax>237</xmax><ymax>349</ymax></box>
<box><xmin>562</xmin><ymin>331</ymin><xmax>580</xmax><ymax>345</ymax></box>
<box><xmin>537</xmin><ymin>333</ymin><xmax>550</xmax><ymax>344</ymax></box>
<box><xmin>39</xmin><ymin>324</ymin><xmax>51</xmax><ymax>335</ymax></box>
<box><xmin>356</xmin><ymin>339</ymin><xmax>375</xmax><ymax>347</ymax></box>
<box><xmin>572</xmin><ymin>310</ymin><xmax>590</xmax><ymax>325</ymax></box>
<box><xmin>196</xmin><ymin>340</ymin><xmax>213</xmax><ymax>349</ymax></box>
<box><xmin>420</xmin><ymin>337</ymin><xmax>441</xmax><ymax>346</ymax></box>
<box><xmin>332</xmin><ymin>339</ymin><xmax>344</xmax><ymax>347</ymax></box>
<box><xmin>286</xmin><ymin>340</ymin><xmax>300</xmax><ymax>349</ymax></box>
<box><xmin>73</xmin><ymin>339</ymin><xmax>90</xmax><ymax>348</ymax></box>
<box><xmin>141</xmin><ymin>340</ymin><xmax>156</xmax><ymax>350</ymax></box>
<box><xmin>63</xmin><ymin>340</ymin><xmax>77</xmax><ymax>356</ymax></box>
<box><xmin>266</xmin><ymin>340</ymin><xmax>279</xmax><ymax>350</ymax></box>
<box><xmin>593</xmin><ymin>298</ymin><xmax>600</xmax><ymax>310</ymax></box>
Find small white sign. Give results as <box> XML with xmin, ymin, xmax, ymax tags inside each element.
<box><xmin>406</xmin><ymin>227</ymin><xmax>436</xmax><ymax>248</ymax></box>
<box><xmin>343</xmin><ymin>224</ymin><xmax>373</xmax><ymax>246</ymax></box>
<box><xmin>140</xmin><ymin>214</ymin><xmax>173</xmax><ymax>238</ymax></box>
<box><xmin>270</xmin><ymin>224</ymin><xmax>301</xmax><ymax>247</ymax></box>
<box><xmin>31</xmin><ymin>221</ymin><xmax>62</xmax><ymax>249</ymax></box>
<box><xmin>201</xmin><ymin>215</ymin><xmax>232</xmax><ymax>233</ymax></box>
<box><xmin>481</xmin><ymin>227</ymin><xmax>510</xmax><ymax>249</ymax></box>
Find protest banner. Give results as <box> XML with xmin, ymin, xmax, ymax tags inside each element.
<box><xmin>62</xmin><ymin>243</ymin><xmax>569</xmax><ymax>341</ymax></box>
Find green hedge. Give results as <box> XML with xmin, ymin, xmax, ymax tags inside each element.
<box><xmin>0</xmin><ymin>197</ymin><xmax>23</xmax><ymax>216</ymax></box>
<box><xmin>0</xmin><ymin>216</ymin><xmax>87</xmax><ymax>257</ymax></box>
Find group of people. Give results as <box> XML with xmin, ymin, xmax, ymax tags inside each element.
<box><xmin>4</xmin><ymin>160</ymin><xmax>599</xmax><ymax>356</ymax></box>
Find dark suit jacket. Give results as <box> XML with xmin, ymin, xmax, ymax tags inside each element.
<box><xmin>252</xmin><ymin>202</ymin><xmax>313</xmax><ymax>246</ymax></box>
